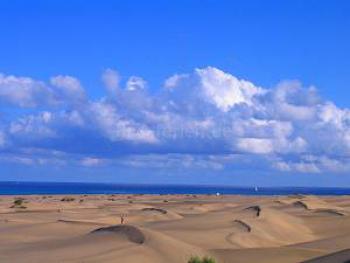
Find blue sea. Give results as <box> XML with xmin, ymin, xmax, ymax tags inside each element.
<box><xmin>0</xmin><ymin>181</ymin><xmax>350</xmax><ymax>195</ymax></box>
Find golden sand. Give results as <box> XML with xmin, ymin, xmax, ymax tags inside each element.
<box><xmin>1</xmin><ymin>194</ymin><xmax>350</xmax><ymax>262</ymax></box>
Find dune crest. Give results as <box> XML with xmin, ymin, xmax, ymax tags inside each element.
<box><xmin>229</xmin><ymin>207</ymin><xmax>316</xmax><ymax>248</ymax></box>
<box><xmin>142</xmin><ymin>207</ymin><xmax>168</xmax><ymax>214</ymax></box>
<box><xmin>232</xmin><ymin>219</ymin><xmax>252</xmax><ymax>232</ymax></box>
<box><xmin>91</xmin><ymin>225</ymin><xmax>145</xmax><ymax>244</ymax></box>
<box><xmin>244</xmin><ymin>205</ymin><xmax>262</xmax><ymax>217</ymax></box>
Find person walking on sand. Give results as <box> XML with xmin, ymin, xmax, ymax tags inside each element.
<box><xmin>120</xmin><ymin>214</ymin><xmax>127</xmax><ymax>224</ymax></box>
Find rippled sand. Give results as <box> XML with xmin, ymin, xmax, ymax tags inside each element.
<box><xmin>1</xmin><ymin>194</ymin><xmax>350</xmax><ymax>262</ymax></box>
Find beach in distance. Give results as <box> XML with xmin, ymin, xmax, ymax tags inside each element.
<box><xmin>2</xmin><ymin>191</ymin><xmax>350</xmax><ymax>262</ymax></box>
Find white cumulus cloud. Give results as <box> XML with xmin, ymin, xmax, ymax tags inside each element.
<box><xmin>1</xmin><ymin>66</ymin><xmax>350</xmax><ymax>175</ymax></box>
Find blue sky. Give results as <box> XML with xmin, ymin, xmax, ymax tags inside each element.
<box><xmin>1</xmin><ymin>0</ymin><xmax>350</xmax><ymax>186</ymax></box>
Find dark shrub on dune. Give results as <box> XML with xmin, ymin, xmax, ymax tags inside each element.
<box><xmin>11</xmin><ymin>198</ymin><xmax>26</xmax><ymax>209</ymax></box>
<box><xmin>61</xmin><ymin>197</ymin><xmax>75</xmax><ymax>202</ymax></box>
<box><xmin>188</xmin><ymin>256</ymin><xmax>216</xmax><ymax>263</ymax></box>
<box><xmin>14</xmin><ymin>199</ymin><xmax>23</xmax><ymax>206</ymax></box>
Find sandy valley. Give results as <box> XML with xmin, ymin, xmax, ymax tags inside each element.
<box><xmin>1</xmin><ymin>194</ymin><xmax>350</xmax><ymax>262</ymax></box>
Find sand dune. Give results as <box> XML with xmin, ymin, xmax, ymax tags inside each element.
<box><xmin>293</xmin><ymin>200</ymin><xmax>310</xmax><ymax>209</ymax></box>
<box><xmin>142</xmin><ymin>207</ymin><xmax>168</xmax><ymax>214</ymax></box>
<box><xmin>312</xmin><ymin>209</ymin><xmax>346</xmax><ymax>217</ymax></box>
<box><xmin>126</xmin><ymin>206</ymin><xmax>183</xmax><ymax>223</ymax></box>
<box><xmin>91</xmin><ymin>224</ymin><xmax>146</xmax><ymax>244</ymax></box>
<box><xmin>232</xmin><ymin>220</ymin><xmax>252</xmax><ymax>232</ymax></box>
<box><xmin>228</xmin><ymin>207</ymin><xmax>316</xmax><ymax>248</ymax></box>
<box><xmin>302</xmin><ymin>248</ymin><xmax>350</xmax><ymax>263</ymax></box>
<box><xmin>243</xmin><ymin>205</ymin><xmax>262</xmax><ymax>217</ymax></box>
<box><xmin>1</xmin><ymin>195</ymin><xmax>350</xmax><ymax>262</ymax></box>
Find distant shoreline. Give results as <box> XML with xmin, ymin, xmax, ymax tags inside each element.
<box><xmin>1</xmin><ymin>181</ymin><xmax>350</xmax><ymax>196</ymax></box>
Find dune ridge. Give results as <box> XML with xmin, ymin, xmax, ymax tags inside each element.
<box><xmin>91</xmin><ymin>225</ymin><xmax>146</xmax><ymax>244</ymax></box>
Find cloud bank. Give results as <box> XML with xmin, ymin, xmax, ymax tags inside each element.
<box><xmin>1</xmin><ymin>67</ymin><xmax>350</xmax><ymax>174</ymax></box>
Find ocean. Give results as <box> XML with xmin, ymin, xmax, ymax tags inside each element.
<box><xmin>0</xmin><ymin>181</ymin><xmax>350</xmax><ymax>195</ymax></box>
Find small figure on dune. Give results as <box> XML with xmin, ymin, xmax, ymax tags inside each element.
<box><xmin>120</xmin><ymin>213</ymin><xmax>127</xmax><ymax>225</ymax></box>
